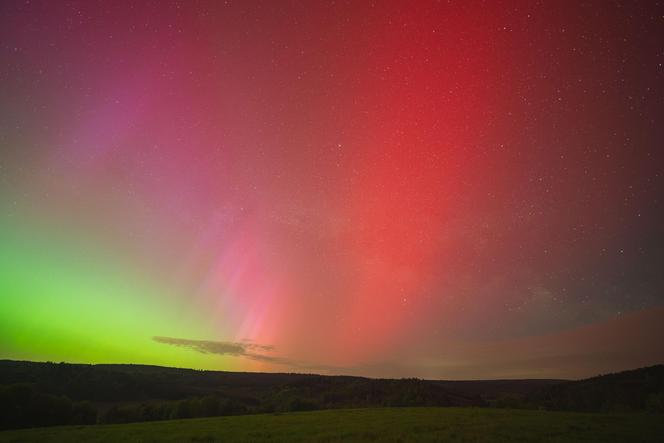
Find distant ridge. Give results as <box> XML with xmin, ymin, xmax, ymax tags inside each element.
<box><xmin>529</xmin><ymin>364</ymin><xmax>664</xmax><ymax>412</ymax></box>
<box><xmin>1</xmin><ymin>360</ymin><xmax>662</xmax><ymax>430</ymax></box>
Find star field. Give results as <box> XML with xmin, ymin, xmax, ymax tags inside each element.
<box><xmin>0</xmin><ymin>0</ymin><xmax>663</xmax><ymax>379</ymax></box>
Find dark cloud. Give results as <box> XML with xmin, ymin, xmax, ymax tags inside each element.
<box><xmin>152</xmin><ymin>336</ymin><xmax>275</xmax><ymax>359</ymax></box>
<box><xmin>152</xmin><ymin>336</ymin><xmax>336</xmax><ymax>371</ymax></box>
<box><xmin>153</xmin><ymin>336</ymin><xmax>250</xmax><ymax>356</ymax></box>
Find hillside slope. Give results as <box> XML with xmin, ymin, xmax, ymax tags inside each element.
<box><xmin>529</xmin><ymin>364</ymin><xmax>664</xmax><ymax>412</ymax></box>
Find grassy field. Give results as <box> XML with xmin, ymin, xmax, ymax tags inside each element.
<box><xmin>1</xmin><ymin>407</ymin><xmax>663</xmax><ymax>442</ymax></box>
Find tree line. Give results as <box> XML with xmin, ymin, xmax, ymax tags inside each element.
<box><xmin>0</xmin><ymin>360</ymin><xmax>661</xmax><ymax>430</ymax></box>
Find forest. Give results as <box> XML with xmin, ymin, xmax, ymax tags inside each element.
<box><xmin>0</xmin><ymin>360</ymin><xmax>662</xmax><ymax>430</ymax></box>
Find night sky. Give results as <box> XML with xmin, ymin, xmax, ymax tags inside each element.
<box><xmin>1</xmin><ymin>0</ymin><xmax>663</xmax><ymax>379</ymax></box>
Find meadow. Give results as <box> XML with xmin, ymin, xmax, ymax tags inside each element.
<box><xmin>1</xmin><ymin>407</ymin><xmax>662</xmax><ymax>443</ymax></box>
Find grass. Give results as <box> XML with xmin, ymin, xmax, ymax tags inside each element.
<box><xmin>1</xmin><ymin>407</ymin><xmax>663</xmax><ymax>442</ymax></box>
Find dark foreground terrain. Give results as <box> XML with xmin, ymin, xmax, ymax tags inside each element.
<box><xmin>0</xmin><ymin>360</ymin><xmax>662</xmax><ymax>432</ymax></box>
<box><xmin>1</xmin><ymin>407</ymin><xmax>663</xmax><ymax>443</ymax></box>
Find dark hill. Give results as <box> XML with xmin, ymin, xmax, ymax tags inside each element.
<box><xmin>1</xmin><ymin>359</ymin><xmax>662</xmax><ymax>431</ymax></box>
<box><xmin>0</xmin><ymin>360</ymin><xmax>564</xmax><ymax>405</ymax></box>
<box><xmin>528</xmin><ymin>364</ymin><xmax>664</xmax><ymax>412</ymax></box>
